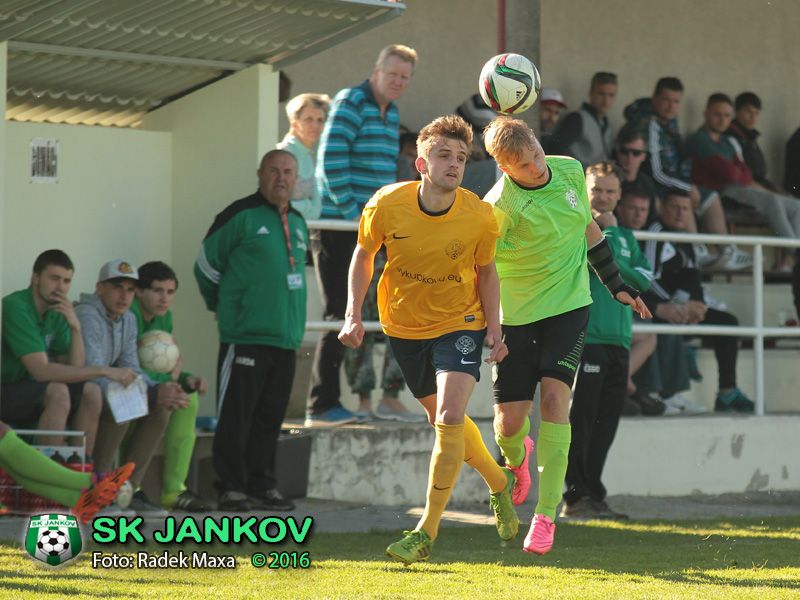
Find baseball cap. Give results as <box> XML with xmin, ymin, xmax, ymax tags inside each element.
<box><xmin>97</xmin><ymin>259</ymin><xmax>139</xmax><ymax>283</ymax></box>
<box><xmin>540</xmin><ymin>87</ymin><xmax>567</xmax><ymax>108</ymax></box>
<box><xmin>456</xmin><ymin>94</ymin><xmax>497</xmax><ymax>129</ymax></box>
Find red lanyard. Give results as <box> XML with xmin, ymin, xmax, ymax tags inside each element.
<box><xmin>279</xmin><ymin>207</ymin><xmax>296</xmax><ymax>272</ymax></box>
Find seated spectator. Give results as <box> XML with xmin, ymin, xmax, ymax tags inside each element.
<box><xmin>397</xmin><ymin>130</ymin><xmax>420</xmax><ymax>181</ymax></box>
<box><xmin>538</xmin><ymin>87</ymin><xmax>567</xmax><ymax>144</ymax></box>
<box><xmin>614</xmin><ymin>128</ymin><xmax>660</xmax><ymax>226</ymax></box>
<box><xmin>131</xmin><ymin>261</ymin><xmax>212</xmax><ymax>512</ymax></box>
<box><xmin>1</xmin><ymin>250</ymin><xmax>137</xmax><ymax>456</ymax></box>
<box><xmin>562</xmin><ymin>162</ymin><xmax>651</xmax><ymax>520</ymax></box>
<box><xmin>726</xmin><ymin>92</ymin><xmax>777</xmax><ymax>191</ymax></box>
<box><xmin>277</xmin><ymin>92</ymin><xmax>331</xmax><ymax>221</ymax></box>
<box><xmin>0</xmin><ymin>420</ymin><xmax>133</xmax><ymax>522</ymax></box>
<box><xmin>624</xmin><ymin>77</ymin><xmax>751</xmax><ymax>271</ymax></box>
<box><xmin>77</xmin><ymin>259</ymin><xmax>187</xmax><ymax>516</ymax></box>
<box><xmin>456</xmin><ymin>94</ymin><xmax>503</xmax><ymax>197</ymax></box>
<box><xmin>686</xmin><ymin>92</ymin><xmax>800</xmax><ymax>288</ymax></box>
<box><xmin>786</xmin><ymin>126</ymin><xmax>800</xmax><ymax>198</ymax></box>
<box><xmin>547</xmin><ymin>72</ymin><xmax>617</xmax><ymax>168</ymax></box>
<box><xmin>642</xmin><ymin>190</ymin><xmax>754</xmax><ymax>413</ymax></box>
<box><xmin>616</xmin><ymin>185</ymin><xmax>697</xmax><ymax>415</ymax></box>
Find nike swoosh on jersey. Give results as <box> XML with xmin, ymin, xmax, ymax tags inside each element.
<box><xmin>460</xmin><ymin>358</ymin><xmax>477</xmax><ymax>365</ymax></box>
<box><xmin>432</xmin><ymin>484</ymin><xmax>451</xmax><ymax>491</ymax></box>
<box><xmin>392</xmin><ymin>234</ymin><xmax>411</xmax><ymax>239</ymax></box>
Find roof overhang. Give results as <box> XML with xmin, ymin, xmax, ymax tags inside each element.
<box><xmin>0</xmin><ymin>0</ymin><xmax>404</xmax><ymax>127</ymax></box>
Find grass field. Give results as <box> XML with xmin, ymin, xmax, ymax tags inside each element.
<box><xmin>1</xmin><ymin>516</ymin><xmax>799</xmax><ymax>598</ymax></box>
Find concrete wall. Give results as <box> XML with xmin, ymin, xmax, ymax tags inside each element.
<box><xmin>283</xmin><ymin>0</ymin><xmax>798</xmax><ymax>184</ymax></box>
<box><xmin>540</xmin><ymin>0</ymin><xmax>799</xmax><ymax>185</ymax></box>
<box><xmin>279</xmin><ymin>0</ymin><xmax>498</xmax><ymax>135</ymax></box>
<box><xmin>140</xmin><ymin>65</ymin><xmax>279</xmax><ymax>415</ymax></box>
<box><xmin>305</xmin><ymin>415</ymin><xmax>800</xmax><ymax>505</ymax></box>
<box><xmin>2</xmin><ymin>122</ymin><xmax>171</xmax><ymax>296</ymax></box>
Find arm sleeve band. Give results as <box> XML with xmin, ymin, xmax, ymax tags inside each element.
<box><xmin>587</xmin><ymin>237</ymin><xmax>641</xmax><ymax>302</ymax></box>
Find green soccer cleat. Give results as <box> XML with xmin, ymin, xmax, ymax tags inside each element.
<box><xmin>386</xmin><ymin>529</ymin><xmax>432</xmax><ymax>564</ymax></box>
<box><xmin>490</xmin><ymin>468</ymin><xmax>520</xmax><ymax>541</ymax></box>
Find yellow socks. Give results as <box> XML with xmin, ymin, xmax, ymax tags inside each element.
<box><xmin>463</xmin><ymin>416</ymin><xmax>507</xmax><ymax>493</ymax></box>
<box><xmin>417</xmin><ymin>422</ymin><xmax>464</xmax><ymax>540</ymax></box>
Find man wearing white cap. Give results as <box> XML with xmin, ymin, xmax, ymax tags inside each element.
<box><xmin>539</xmin><ymin>87</ymin><xmax>567</xmax><ymax>143</ymax></box>
<box><xmin>76</xmin><ymin>259</ymin><xmax>187</xmax><ymax>516</ymax></box>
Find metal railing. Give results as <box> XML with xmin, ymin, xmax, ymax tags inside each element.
<box><xmin>305</xmin><ymin>219</ymin><xmax>800</xmax><ymax>416</ymax></box>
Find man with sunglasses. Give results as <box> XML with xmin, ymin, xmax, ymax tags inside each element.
<box><xmin>614</xmin><ymin>128</ymin><xmax>659</xmax><ymax>227</ymax></box>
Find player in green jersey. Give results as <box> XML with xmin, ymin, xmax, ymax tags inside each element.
<box><xmin>483</xmin><ymin>117</ymin><xmax>651</xmax><ymax>555</ymax></box>
<box><xmin>132</xmin><ymin>261</ymin><xmax>212</xmax><ymax>512</ymax></box>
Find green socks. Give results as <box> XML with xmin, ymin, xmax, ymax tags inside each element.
<box><xmin>161</xmin><ymin>391</ymin><xmax>199</xmax><ymax>507</ymax></box>
<box><xmin>0</xmin><ymin>430</ymin><xmax>90</xmax><ymax>507</ymax></box>
<box><xmin>495</xmin><ymin>415</ymin><xmax>530</xmax><ymax>467</ymax></box>
<box><xmin>535</xmin><ymin>421</ymin><xmax>571</xmax><ymax>520</ymax></box>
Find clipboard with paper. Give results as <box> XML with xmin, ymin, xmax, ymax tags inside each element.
<box><xmin>106</xmin><ymin>376</ymin><xmax>149</xmax><ymax>423</ymax></box>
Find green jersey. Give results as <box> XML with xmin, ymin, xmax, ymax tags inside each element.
<box><xmin>586</xmin><ymin>226</ymin><xmax>652</xmax><ymax>349</ymax></box>
<box><xmin>130</xmin><ymin>299</ymin><xmax>192</xmax><ymax>388</ymax></box>
<box><xmin>484</xmin><ymin>155</ymin><xmax>593</xmax><ymax>325</ymax></box>
<box><xmin>1</xmin><ymin>288</ymin><xmax>71</xmax><ymax>383</ymax></box>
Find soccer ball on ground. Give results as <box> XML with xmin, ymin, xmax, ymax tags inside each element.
<box><xmin>478</xmin><ymin>53</ymin><xmax>541</xmax><ymax>115</ymax></box>
<box><xmin>137</xmin><ymin>330</ymin><xmax>180</xmax><ymax>373</ymax></box>
<box><xmin>38</xmin><ymin>530</ymin><xmax>69</xmax><ymax>557</ymax></box>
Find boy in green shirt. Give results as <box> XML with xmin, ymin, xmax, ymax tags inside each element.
<box><xmin>483</xmin><ymin>118</ymin><xmax>651</xmax><ymax>555</ymax></box>
<box><xmin>131</xmin><ymin>261</ymin><xmax>211</xmax><ymax>511</ymax></box>
<box><xmin>562</xmin><ymin>162</ymin><xmax>653</xmax><ymax>520</ymax></box>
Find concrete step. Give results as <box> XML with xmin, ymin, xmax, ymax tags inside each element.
<box><xmin>288</xmin><ymin>414</ymin><xmax>800</xmax><ymax>505</ymax></box>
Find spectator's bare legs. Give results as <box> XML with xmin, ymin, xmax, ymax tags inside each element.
<box><xmin>36</xmin><ymin>383</ymin><xmax>70</xmax><ymax>447</ymax></box>
<box><xmin>628</xmin><ymin>332</ymin><xmax>657</xmax><ymax>395</ymax></box>
<box><xmin>69</xmin><ymin>382</ymin><xmax>102</xmax><ymax>456</ymax></box>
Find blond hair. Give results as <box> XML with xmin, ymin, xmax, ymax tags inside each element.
<box><xmin>416</xmin><ymin>115</ymin><xmax>473</xmax><ymax>160</ymax></box>
<box><xmin>375</xmin><ymin>44</ymin><xmax>418</xmax><ymax>71</ymax></box>
<box><xmin>285</xmin><ymin>93</ymin><xmax>331</xmax><ymax>123</ymax></box>
<box><xmin>483</xmin><ymin>116</ymin><xmax>537</xmax><ymax>164</ymax></box>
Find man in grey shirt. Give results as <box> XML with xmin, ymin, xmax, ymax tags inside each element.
<box><xmin>76</xmin><ymin>259</ymin><xmax>186</xmax><ymax>516</ymax></box>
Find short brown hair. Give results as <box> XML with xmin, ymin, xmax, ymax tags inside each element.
<box><xmin>285</xmin><ymin>93</ymin><xmax>330</xmax><ymax>122</ymax></box>
<box><xmin>585</xmin><ymin>161</ymin><xmax>623</xmax><ymax>184</ymax></box>
<box><xmin>417</xmin><ymin>115</ymin><xmax>473</xmax><ymax>160</ymax></box>
<box><xmin>483</xmin><ymin>116</ymin><xmax>537</xmax><ymax>164</ymax></box>
<box><xmin>376</xmin><ymin>44</ymin><xmax>418</xmax><ymax>71</ymax></box>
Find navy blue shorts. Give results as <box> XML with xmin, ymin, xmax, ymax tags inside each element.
<box><xmin>388</xmin><ymin>329</ymin><xmax>486</xmax><ymax>399</ymax></box>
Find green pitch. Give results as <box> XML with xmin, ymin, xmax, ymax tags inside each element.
<box><xmin>1</xmin><ymin>516</ymin><xmax>799</xmax><ymax>598</ymax></box>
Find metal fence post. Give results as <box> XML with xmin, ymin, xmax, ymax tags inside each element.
<box><xmin>753</xmin><ymin>243</ymin><xmax>765</xmax><ymax>416</ymax></box>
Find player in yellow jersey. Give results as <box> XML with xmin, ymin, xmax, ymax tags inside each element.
<box><xmin>483</xmin><ymin>117</ymin><xmax>651</xmax><ymax>555</ymax></box>
<box><xmin>339</xmin><ymin>115</ymin><xmax>517</xmax><ymax>564</ymax></box>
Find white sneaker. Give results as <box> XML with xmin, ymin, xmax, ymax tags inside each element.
<box><xmin>662</xmin><ymin>392</ymin><xmax>707</xmax><ymax>415</ymax></box>
<box><xmin>716</xmin><ymin>247</ymin><xmax>752</xmax><ymax>271</ymax></box>
<box><xmin>661</xmin><ymin>402</ymin><xmax>683</xmax><ymax>416</ymax></box>
<box><xmin>693</xmin><ymin>244</ymin><xmax>718</xmax><ymax>268</ymax></box>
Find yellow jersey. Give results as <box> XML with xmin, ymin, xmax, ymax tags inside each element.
<box><xmin>358</xmin><ymin>181</ymin><xmax>499</xmax><ymax>339</ymax></box>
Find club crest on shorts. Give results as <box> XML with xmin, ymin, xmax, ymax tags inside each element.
<box><xmin>26</xmin><ymin>513</ymin><xmax>82</xmax><ymax>566</ymax></box>
<box><xmin>445</xmin><ymin>239</ymin><xmax>465</xmax><ymax>260</ymax></box>
<box><xmin>565</xmin><ymin>189</ymin><xmax>578</xmax><ymax>209</ymax></box>
<box><xmin>454</xmin><ymin>335</ymin><xmax>477</xmax><ymax>355</ymax></box>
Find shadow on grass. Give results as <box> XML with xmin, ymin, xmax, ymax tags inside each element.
<box><xmin>251</xmin><ymin>516</ymin><xmax>800</xmax><ymax>591</ymax></box>
<box><xmin>0</xmin><ymin>569</ymin><xmax>140</xmax><ymax>597</ymax></box>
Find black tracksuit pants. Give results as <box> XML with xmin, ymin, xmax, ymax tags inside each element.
<box><xmin>213</xmin><ymin>343</ymin><xmax>295</xmax><ymax>494</ymax></box>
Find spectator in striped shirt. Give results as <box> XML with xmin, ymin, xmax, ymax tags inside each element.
<box><xmin>306</xmin><ymin>44</ymin><xmax>420</xmax><ymax>427</ymax></box>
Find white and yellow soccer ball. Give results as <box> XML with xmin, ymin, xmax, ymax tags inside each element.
<box><xmin>137</xmin><ymin>330</ymin><xmax>180</xmax><ymax>373</ymax></box>
<box><xmin>479</xmin><ymin>53</ymin><xmax>541</xmax><ymax>115</ymax></box>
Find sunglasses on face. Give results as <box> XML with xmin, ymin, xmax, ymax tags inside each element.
<box><xmin>619</xmin><ymin>148</ymin><xmax>646</xmax><ymax>157</ymax></box>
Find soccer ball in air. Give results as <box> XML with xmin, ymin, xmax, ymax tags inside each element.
<box><xmin>138</xmin><ymin>330</ymin><xmax>180</xmax><ymax>373</ymax></box>
<box><xmin>38</xmin><ymin>530</ymin><xmax>70</xmax><ymax>557</ymax></box>
<box><xmin>478</xmin><ymin>53</ymin><xmax>541</xmax><ymax>115</ymax></box>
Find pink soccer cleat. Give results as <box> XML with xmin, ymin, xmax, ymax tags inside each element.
<box><xmin>508</xmin><ymin>436</ymin><xmax>534</xmax><ymax>505</ymax></box>
<box><xmin>523</xmin><ymin>513</ymin><xmax>555</xmax><ymax>555</ymax></box>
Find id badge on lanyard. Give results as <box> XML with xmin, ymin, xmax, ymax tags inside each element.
<box><xmin>279</xmin><ymin>208</ymin><xmax>304</xmax><ymax>291</ymax></box>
